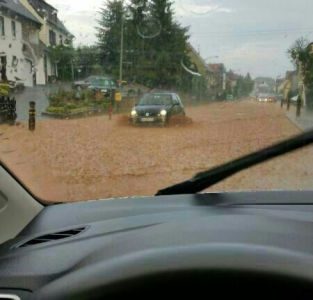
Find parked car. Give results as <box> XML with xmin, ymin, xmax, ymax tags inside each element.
<box><xmin>73</xmin><ymin>76</ymin><xmax>101</xmax><ymax>90</ymax></box>
<box><xmin>87</xmin><ymin>77</ymin><xmax>117</xmax><ymax>95</ymax></box>
<box><xmin>130</xmin><ymin>92</ymin><xmax>185</xmax><ymax>126</ymax></box>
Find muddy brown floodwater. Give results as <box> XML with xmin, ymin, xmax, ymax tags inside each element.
<box><xmin>1</xmin><ymin>100</ymin><xmax>313</xmax><ymax>203</ymax></box>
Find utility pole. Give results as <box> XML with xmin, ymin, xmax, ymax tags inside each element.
<box><xmin>71</xmin><ymin>60</ymin><xmax>74</xmax><ymax>81</ymax></box>
<box><xmin>119</xmin><ymin>1</ymin><xmax>124</xmax><ymax>87</ymax></box>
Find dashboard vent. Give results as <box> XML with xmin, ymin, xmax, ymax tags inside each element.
<box><xmin>18</xmin><ymin>227</ymin><xmax>86</xmax><ymax>248</ymax></box>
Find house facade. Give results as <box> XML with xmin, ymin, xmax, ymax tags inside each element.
<box><xmin>20</xmin><ymin>0</ymin><xmax>74</xmax><ymax>84</ymax></box>
<box><xmin>187</xmin><ymin>44</ymin><xmax>226</xmax><ymax>100</ymax></box>
<box><xmin>207</xmin><ymin>63</ymin><xmax>226</xmax><ymax>99</ymax></box>
<box><xmin>0</xmin><ymin>0</ymin><xmax>43</xmax><ymax>86</ymax></box>
<box><xmin>0</xmin><ymin>0</ymin><xmax>73</xmax><ymax>87</ymax></box>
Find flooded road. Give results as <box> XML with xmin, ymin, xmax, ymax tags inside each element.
<box><xmin>1</xmin><ymin>100</ymin><xmax>313</xmax><ymax>203</ymax></box>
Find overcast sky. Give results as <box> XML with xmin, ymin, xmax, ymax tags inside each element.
<box><xmin>47</xmin><ymin>0</ymin><xmax>313</xmax><ymax>78</ymax></box>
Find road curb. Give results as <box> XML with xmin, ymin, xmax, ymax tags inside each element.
<box><xmin>285</xmin><ymin>114</ymin><xmax>304</xmax><ymax>132</ymax></box>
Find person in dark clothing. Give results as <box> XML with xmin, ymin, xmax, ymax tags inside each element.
<box><xmin>296</xmin><ymin>95</ymin><xmax>302</xmax><ymax>117</ymax></box>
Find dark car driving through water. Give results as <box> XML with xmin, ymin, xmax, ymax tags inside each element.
<box><xmin>130</xmin><ymin>92</ymin><xmax>185</xmax><ymax>126</ymax></box>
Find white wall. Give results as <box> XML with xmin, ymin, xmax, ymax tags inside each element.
<box><xmin>0</xmin><ymin>13</ymin><xmax>44</xmax><ymax>87</ymax></box>
<box><xmin>36</xmin><ymin>56</ymin><xmax>45</xmax><ymax>85</ymax></box>
<box><xmin>43</xmin><ymin>25</ymin><xmax>68</xmax><ymax>80</ymax></box>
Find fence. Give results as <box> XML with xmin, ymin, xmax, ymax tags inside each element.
<box><xmin>0</xmin><ymin>96</ymin><xmax>17</xmax><ymax>124</ymax></box>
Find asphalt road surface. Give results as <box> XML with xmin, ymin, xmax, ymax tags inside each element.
<box><xmin>1</xmin><ymin>100</ymin><xmax>313</xmax><ymax>203</ymax></box>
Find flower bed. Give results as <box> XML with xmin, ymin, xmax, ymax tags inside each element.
<box><xmin>43</xmin><ymin>88</ymin><xmax>111</xmax><ymax>118</ymax></box>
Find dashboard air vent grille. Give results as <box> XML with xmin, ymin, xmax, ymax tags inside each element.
<box><xmin>18</xmin><ymin>227</ymin><xmax>85</xmax><ymax>248</ymax></box>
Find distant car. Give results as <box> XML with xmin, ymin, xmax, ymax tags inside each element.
<box><xmin>88</xmin><ymin>77</ymin><xmax>117</xmax><ymax>95</ymax></box>
<box><xmin>73</xmin><ymin>76</ymin><xmax>99</xmax><ymax>90</ymax></box>
<box><xmin>257</xmin><ymin>93</ymin><xmax>277</xmax><ymax>103</ymax></box>
<box><xmin>130</xmin><ymin>92</ymin><xmax>185</xmax><ymax>126</ymax></box>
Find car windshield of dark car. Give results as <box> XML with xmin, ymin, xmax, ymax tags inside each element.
<box><xmin>138</xmin><ymin>94</ymin><xmax>173</xmax><ymax>106</ymax></box>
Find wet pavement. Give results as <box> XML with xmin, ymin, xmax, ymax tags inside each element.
<box><xmin>14</xmin><ymin>84</ymin><xmax>71</xmax><ymax>121</ymax></box>
<box><xmin>285</xmin><ymin>104</ymin><xmax>313</xmax><ymax>131</ymax></box>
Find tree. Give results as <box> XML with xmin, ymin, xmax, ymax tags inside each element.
<box><xmin>74</xmin><ymin>45</ymin><xmax>101</xmax><ymax>78</ymax></box>
<box><xmin>147</xmin><ymin>0</ymin><xmax>190</xmax><ymax>88</ymax></box>
<box><xmin>48</xmin><ymin>45</ymin><xmax>74</xmax><ymax>81</ymax></box>
<box><xmin>288</xmin><ymin>37</ymin><xmax>313</xmax><ymax>107</ymax></box>
<box><xmin>97</xmin><ymin>0</ymin><xmax>124</xmax><ymax>76</ymax></box>
<box><xmin>96</xmin><ymin>0</ymin><xmax>190</xmax><ymax>90</ymax></box>
<box><xmin>288</xmin><ymin>37</ymin><xmax>309</xmax><ymax>68</ymax></box>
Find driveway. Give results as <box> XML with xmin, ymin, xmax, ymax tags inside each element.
<box><xmin>14</xmin><ymin>84</ymin><xmax>71</xmax><ymax>121</ymax></box>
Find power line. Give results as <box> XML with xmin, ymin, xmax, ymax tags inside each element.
<box><xmin>192</xmin><ymin>27</ymin><xmax>313</xmax><ymax>37</ymax></box>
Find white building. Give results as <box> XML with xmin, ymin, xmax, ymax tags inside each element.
<box><xmin>20</xmin><ymin>0</ymin><xmax>74</xmax><ymax>83</ymax></box>
<box><xmin>0</xmin><ymin>0</ymin><xmax>44</xmax><ymax>87</ymax></box>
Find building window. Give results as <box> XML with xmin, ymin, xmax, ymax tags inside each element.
<box><xmin>49</xmin><ymin>29</ymin><xmax>56</xmax><ymax>45</ymax></box>
<box><xmin>11</xmin><ymin>21</ymin><xmax>16</xmax><ymax>38</ymax></box>
<box><xmin>59</xmin><ymin>35</ymin><xmax>63</xmax><ymax>45</ymax></box>
<box><xmin>0</xmin><ymin>16</ymin><xmax>5</xmax><ymax>36</ymax></box>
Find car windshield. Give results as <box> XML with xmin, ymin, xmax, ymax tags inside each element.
<box><xmin>1</xmin><ymin>0</ymin><xmax>313</xmax><ymax>204</ymax></box>
<box><xmin>138</xmin><ymin>94</ymin><xmax>173</xmax><ymax>106</ymax></box>
<box><xmin>86</xmin><ymin>76</ymin><xmax>98</xmax><ymax>82</ymax></box>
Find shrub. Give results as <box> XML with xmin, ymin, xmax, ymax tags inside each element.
<box><xmin>66</xmin><ymin>102</ymin><xmax>77</xmax><ymax>110</ymax></box>
<box><xmin>46</xmin><ymin>106</ymin><xmax>65</xmax><ymax>113</ymax></box>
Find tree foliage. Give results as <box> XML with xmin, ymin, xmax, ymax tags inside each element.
<box><xmin>75</xmin><ymin>45</ymin><xmax>101</xmax><ymax>78</ymax></box>
<box><xmin>288</xmin><ymin>37</ymin><xmax>313</xmax><ymax>87</ymax></box>
<box><xmin>96</xmin><ymin>0</ymin><xmax>191</xmax><ymax>89</ymax></box>
<box><xmin>48</xmin><ymin>45</ymin><xmax>74</xmax><ymax>81</ymax></box>
<box><xmin>288</xmin><ymin>37</ymin><xmax>313</xmax><ymax>107</ymax></box>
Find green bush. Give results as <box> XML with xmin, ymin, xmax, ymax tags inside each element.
<box><xmin>46</xmin><ymin>106</ymin><xmax>65</xmax><ymax>113</ymax></box>
<box><xmin>66</xmin><ymin>102</ymin><xmax>77</xmax><ymax>110</ymax></box>
<box><xmin>46</xmin><ymin>88</ymin><xmax>112</xmax><ymax>114</ymax></box>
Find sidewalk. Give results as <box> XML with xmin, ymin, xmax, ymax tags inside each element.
<box><xmin>283</xmin><ymin>104</ymin><xmax>313</xmax><ymax>131</ymax></box>
<box><xmin>14</xmin><ymin>83</ymin><xmax>71</xmax><ymax>121</ymax></box>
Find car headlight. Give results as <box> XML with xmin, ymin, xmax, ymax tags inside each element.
<box><xmin>160</xmin><ymin>110</ymin><xmax>167</xmax><ymax>116</ymax></box>
<box><xmin>131</xmin><ymin>110</ymin><xmax>137</xmax><ymax>117</ymax></box>
<box><xmin>265</xmin><ymin>98</ymin><xmax>268</xmax><ymax>101</ymax></box>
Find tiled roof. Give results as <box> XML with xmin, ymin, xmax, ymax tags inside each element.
<box><xmin>207</xmin><ymin>63</ymin><xmax>224</xmax><ymax>73</ymax></box>
<box><xmin>56</xmin><ymin>18</ymin><xmax>73</xmax><ymax>36</ymax></box>
<box><xmin>0</xmin><ymin>0</ymin><xmax>41</xmax><ymax>25</ymax></box>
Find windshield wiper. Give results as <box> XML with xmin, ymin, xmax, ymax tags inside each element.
<box><xmin>156</xmin><ymin>129</ymin><xmax>313</xmax><ymax>196</ymax></box>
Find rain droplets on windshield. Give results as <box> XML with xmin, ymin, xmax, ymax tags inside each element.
<box><xmin>1</xmin><ymin>0</ymin><xmax>313</xmax><ymax>202</ymax></box>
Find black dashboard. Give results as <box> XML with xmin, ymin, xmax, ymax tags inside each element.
<box><xmin>1</xmin><ymin>191</ymin><xmax>313</xmax><ymax>299</ymax></box>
